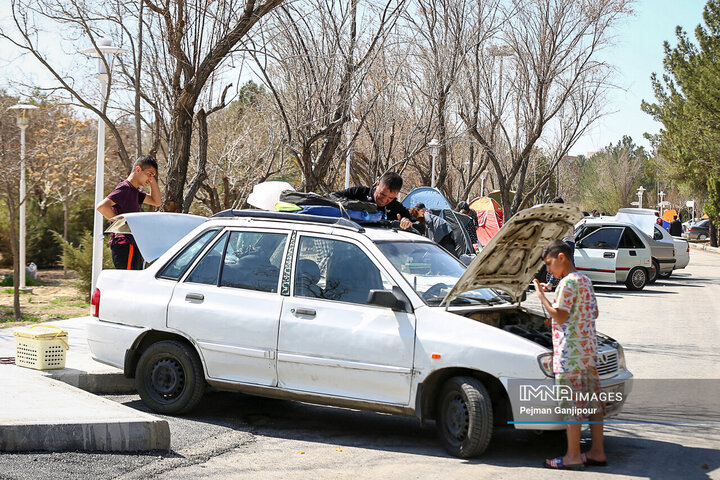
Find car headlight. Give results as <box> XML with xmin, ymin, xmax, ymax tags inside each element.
<box><xmin>537</xmin><ymin>352</ymin><xmax>555</xmax><ymax>377</ymax></box>
<box><xmin>617</xmin><ymin>344</ymin><xmax>627</xmax><ymax>370</ymax></box>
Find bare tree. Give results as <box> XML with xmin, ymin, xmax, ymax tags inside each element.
<box><xmin>250</xmin><ymin>0</ymin><xmax>406</xmax><ymax>193</ymax></box>
<box><xmin>2</xmin><ymin>0</ymin><xmax>285</xmax><ymax>212</ymax></box>
<box><xmin>402</xmin><ymin>0</ymin><xmax>500</xmax><ymax>195</ymax></box>
<box><xmin>0</xmin><ymin>92</ymin><xmax>26</xmax><ymax>321</ymax></box>
<box><xmin>458</xmin><ymin>0</ymin><xmax>630</xmax><ymax>218</ymax></box>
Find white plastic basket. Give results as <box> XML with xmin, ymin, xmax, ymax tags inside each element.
<box><xmin>14</xmin><ymin>324</ymin><xmax>69</xmax><ymax>370</ymax></box>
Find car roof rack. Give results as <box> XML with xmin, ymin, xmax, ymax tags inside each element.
<box><xmin>210</xmin><ymin>209</ymin><xmax>366</xmax><ymax>233</ymax></box>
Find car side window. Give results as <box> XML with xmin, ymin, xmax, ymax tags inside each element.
<box><xmin>579</xmin><ymin>227</ymin><xmax>623</xmax><ymax>250</ymax></box>
<box><xmin>294</xmin><ymin>236</ymin><xmax>393</xmax><ymax>305</ymax></box>
<box><xmin>185</xmin><ymin>232</ymin><xmax>229</xmax><ymax>285</ymax></box>
<box><xmin>653</xmin><ymin>226</ymin><xmax>664</xmax><ymax>241</ymax></box>
<box><xmin>158</xmin><ymin>229</ymin><xmax>219</xmax><ymax>280</ymax></box>
<box><xmin>619</xmin><ymin>227</ymin><xmax>644</xmax><ymax>249</ymax></box>
<box><xmin>220</xmin><ymin>231</ymin><xmax>287</xmax><ymax>293</ymax></box>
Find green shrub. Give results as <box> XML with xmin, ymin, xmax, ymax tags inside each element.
<box><xmin>53</xmin><ymin>231</ymin><xmax>113</xmax><ymax>300</ymax></box>
<box><xmin>0</xmin><ymin>274</ymin><xmax>40</xmax><ymax>287</ymax></box>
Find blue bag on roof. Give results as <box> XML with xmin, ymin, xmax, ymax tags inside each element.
<box><xmin>299</xmin><ymin>205</ymin><xmax>384</xmax><ymax>223</ymax></box>
<box><xmin>299</xmin><ymin>205</ymin><xmax>342</xmax><ymax>217</ymax></box>
<box><xmin>346</xmin><ymin>209</ymin><xmax>384</xmax><ymax>223</ymax></box>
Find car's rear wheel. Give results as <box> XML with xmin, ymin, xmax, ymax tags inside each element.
<box><xmin>436</xmin><ymin>376</ymin><xmax>493</xmax><ymax>458</ymax></box>
<box><xmin>625</xmin><ymin>267</ymin><xmax>647</xmax><ymax>291</ymax></box>
<box><xmin>648</xmin><ymin>259</ymin><xmax>659</xmax><ymax>284</ymax></box>
<box><xmin>136</xmin><ymin>340</ymin><xmax>205</xmax><ymax>414</ymax></box>
<box><xmin>699</xmin><ymin>234</ymin><xmax>708</xmax><ymax>241</ymax></box>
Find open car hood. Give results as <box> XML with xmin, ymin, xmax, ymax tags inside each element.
<box><xmin>105</xmin><ymin>212</ymin><xmax>206</xmax><ymax>262</ymax></box>
<box><xmin>442</xmin><ymin>204</ymin><xmax>583</xmax><ymax>304</ymax></box>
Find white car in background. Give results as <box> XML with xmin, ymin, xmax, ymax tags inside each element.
<box><xmin>616</xmin><ymin>208</ymin><xmax>690</xmax><ymax>278</ymax></box>
<box><xmin>574</xmin><ymin>219</ymin><xmax>653</xmax><ymax>290</ymax></box>
<box><xmin>87</xmin><ymin>205</ymin><xmax>632</xmax><ymax>459</ymax></box>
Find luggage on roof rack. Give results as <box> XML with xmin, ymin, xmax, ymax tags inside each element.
<box><xmin>210</xmin><ymin>209</ymin><xmax>366</xmax><ymax>232</ymax></box>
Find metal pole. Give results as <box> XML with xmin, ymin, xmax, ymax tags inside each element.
<box><xmin>19</xmin><ymin>126</ymin><xmax>27</xmax><ymax>290</ymax></box>
<box><xmin>431</xmin><ymin>153</ymin><xmax>436</xmax><ymax>188</ymax></box>
<box><xmin>91</xmin><ymin>74</ymin><xmax>108</xmax><ymax>294</ymax></box>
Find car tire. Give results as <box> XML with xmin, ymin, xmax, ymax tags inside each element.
<box><xmin>136</xmin><ymin>340</ymin><xmax>205</xmax><ymax>415</ymax></box>
<box><xmin>625</xmin><ymin>267</ymin><xmax>647</xmax><ymax>291</ymax></box>
<box><xmin>436</xmin><ymin>376</ymin><xmax>493</xmax><ymax>458</ymax></box>
<box><xmin>648</xmin><ymin>259</ymin><xmax>659</xmax><ymax>284</ymax></box>
<box><xmin>699</xmin><ymin>234</ymin><xmax>708</xmax><ymax>241</ymax></box>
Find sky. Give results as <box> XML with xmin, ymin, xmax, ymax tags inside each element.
<box><xmin>0</xmin><ymin>0</ymin><xmax>711</xmax><ymax>158</ymax></box>
<box><xmin>569</xmin><ymin>0</ymin><xmax>708</xmax><ymax>157</ymax></box>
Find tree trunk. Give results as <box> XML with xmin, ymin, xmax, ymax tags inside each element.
<box><xmin>710</xmin><ymin>222</ymin><xmax>717</xmax><ymax>248</ymax></box>
<box><xmin>163</xmin><ymin>96</ymin><xmax>197</xmax><ymax>212</ymax></box>
<box><xmin>63</xmin><ymin>197</ymin><xmax>69</xmax><ymax>275</ymax></box>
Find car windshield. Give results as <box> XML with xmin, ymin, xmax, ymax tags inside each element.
<box><xmin>376</xmin><ymin>241</ymin><xmax>506</xmax><ymax>306</ymax></box>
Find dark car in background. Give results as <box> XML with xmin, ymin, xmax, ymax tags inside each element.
<box><xmin>685</xmin><ymin>219</ymin><xmax>711</xmax><ymax>242</ymax></box>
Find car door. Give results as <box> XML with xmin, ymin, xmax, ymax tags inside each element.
<box><xmin>616</xmin><ymin>226</ymin><xmax>648</xmax><ymax>279</ymax></box>
<box><xmin>167</xmin><ymin>229</ymin><xmax>289</xmax><ymax>386</ymax></box>
<box><xmin>574</xmin><ymin>226</ymin><xmax>623</xmax><ymax>283</ymax></box>
<box><xmin>277</xmin><ymin>233</ymin><xmax>416</xmax><ymax>405</ymax></box>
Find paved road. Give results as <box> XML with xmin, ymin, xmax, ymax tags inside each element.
<box><xmin>1</xmin><ymin>251</ymin><xmax>719</xmax><ymax>479</ymax></box>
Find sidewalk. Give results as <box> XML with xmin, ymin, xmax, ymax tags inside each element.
<box><xmin>0</xmin><ymin>317</ymin><xmax>169</xmax><ymax>452</ymax></box>
<box><xmin>688</xmin><ymin>241</ymin><xmax>720</xmax><ymax>255</ymax></box>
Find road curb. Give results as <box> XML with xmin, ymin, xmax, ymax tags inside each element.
<box><xmin>688</xmin><ymin>242</ymin><xmax>720</xmax><ymax>255</ymax></box>
<box><xmin>0</xmin><ymin>365</ymin><xmax>169</xmax><ymax>452</ymax></box>
<box><xmin>43</xmin><ymin>368</ymin><xmax>136</xmax><ymax>394</ymax></box>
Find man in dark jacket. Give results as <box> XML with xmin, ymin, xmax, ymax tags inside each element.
<box><xmin>669</xmin><ymin>215</ymin><xmax>683</xmax><ymax>236</ymax></box>
<box><xmin>334</xmin><ymin>172</ymin><xmax>414</xmax><ymax>230</ymax></box>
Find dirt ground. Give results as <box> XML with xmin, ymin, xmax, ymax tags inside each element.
<box><xmin>0</xmin><ymin>269</ymin><xmax>90</xmax><ymax>328</ymax></box>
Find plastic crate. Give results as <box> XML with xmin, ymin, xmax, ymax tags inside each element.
<box><xmin>14</xmin><ymin>325</ymin><xmax>69</xmax><ymax>370</ymax></box>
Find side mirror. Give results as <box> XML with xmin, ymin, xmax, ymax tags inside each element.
<box><xmin>367</xmin><ymin>288</ymin><xmax>412</xmax><ymax>313</ymax></box>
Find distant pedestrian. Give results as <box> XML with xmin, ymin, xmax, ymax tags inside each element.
<box><xmin>96</xmin><ymin>155</ymin><xmax>162</xmax><ymax>270</ymax></box>
<box><xmin>669</xmin><ymin>215</ymin><xmax>682</xmax><ymax>236</ymax></box>
<box><xmin>408</xmin><ymin>204</ymin><xmax>428</xmax><ymax>236</ymax></box>
<box><xmin>456</xmin><ymin>201</ymin><xmax>479</xmax><ymax>248</ymax></box>
<box><xmin>533</xmin><ymin>240</ymin><xmax>606</xmax><ymax>471</ymax></box>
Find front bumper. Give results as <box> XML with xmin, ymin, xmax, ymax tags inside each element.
<box><xmin>501</xmin><ymin>369</ymin><xmax>634</xmax><ymax>430</ymax></box>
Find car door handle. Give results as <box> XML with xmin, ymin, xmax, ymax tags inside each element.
<box><xmin>185</xmin><ymin>293</ymin><xmax>204</xmax><ymax>302</ymax></box>
<box><xmin>603</xmin><ymin>252</ymin><xmax>615</xmax><ymax>258</ymax></box>
<box><xmin>291</xmin><ymin>308</ymin><xmax>316</xmax><ymax>318</ymax></box>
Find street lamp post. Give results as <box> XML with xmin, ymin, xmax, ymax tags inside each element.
<box><xmin>428</xmin><ymin>139</ymin><xmax>440</xmax><ymax>188</ymax></box>
<box><xmin>480</xmin><ymin>171</ymin><xmax>487</xmax><ymax>197</ymax></box>
<box><xmin>658</xmin><ymin>190</ymin><xmax>666</xmax><ymax>216</ymax></box>
<box><xmin>8</xmin><ymin>104</ymin><xmax>38</xmax><ymax>292</ymax></box>
<box><xmin>636</xmin><ymin>186</ymin><xmax>646</xmax><ymax>209</ymax></box>
<box><xmin>80</xmin><ymin>39</ymin><xmax>127</xmax><ymax>295</ymax></box>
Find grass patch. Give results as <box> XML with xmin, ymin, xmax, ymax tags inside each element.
<box><xmin>50</xmin><ymin>296</ymin><xmax>89</xmax><ymax>308</ymax></box>
<box><xmin>0</xmin><ymin>275</ymin><xmax>42</xmax><ymax>287</ymax></box>
<box><xmin>2</xmin><ymin>288</ymin><xmax>33</xmax><ymax>295</ymax></box>
<box><xmin>0</xmin><ymin>305</ymin><xmax>41</xmax><ymax>324</ymax></box>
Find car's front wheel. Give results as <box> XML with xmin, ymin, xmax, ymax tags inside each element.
<box><xmin>436</xmin><ymin>376</ymin><xmax>493</xmax><ymax>458</ymax></box>
<box><xmin>625</xmin><ymin>267</ymin><xmax>647</xmax><ymax>291</ymax></box>
<box><xmin>136</xmin><ymin>340</ymin><xmax>205</xmax><ymax>414</ymax></box>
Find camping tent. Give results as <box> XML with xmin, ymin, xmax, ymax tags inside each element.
<box><xmin>469</xmin><ymin>196</ymin><xmax>503</xmax><ymax>247</ymax></box>
<box><xmin>402</xmin><ymin>187</ymin><xmax>475</xmax><ymax>257</ymax></box>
